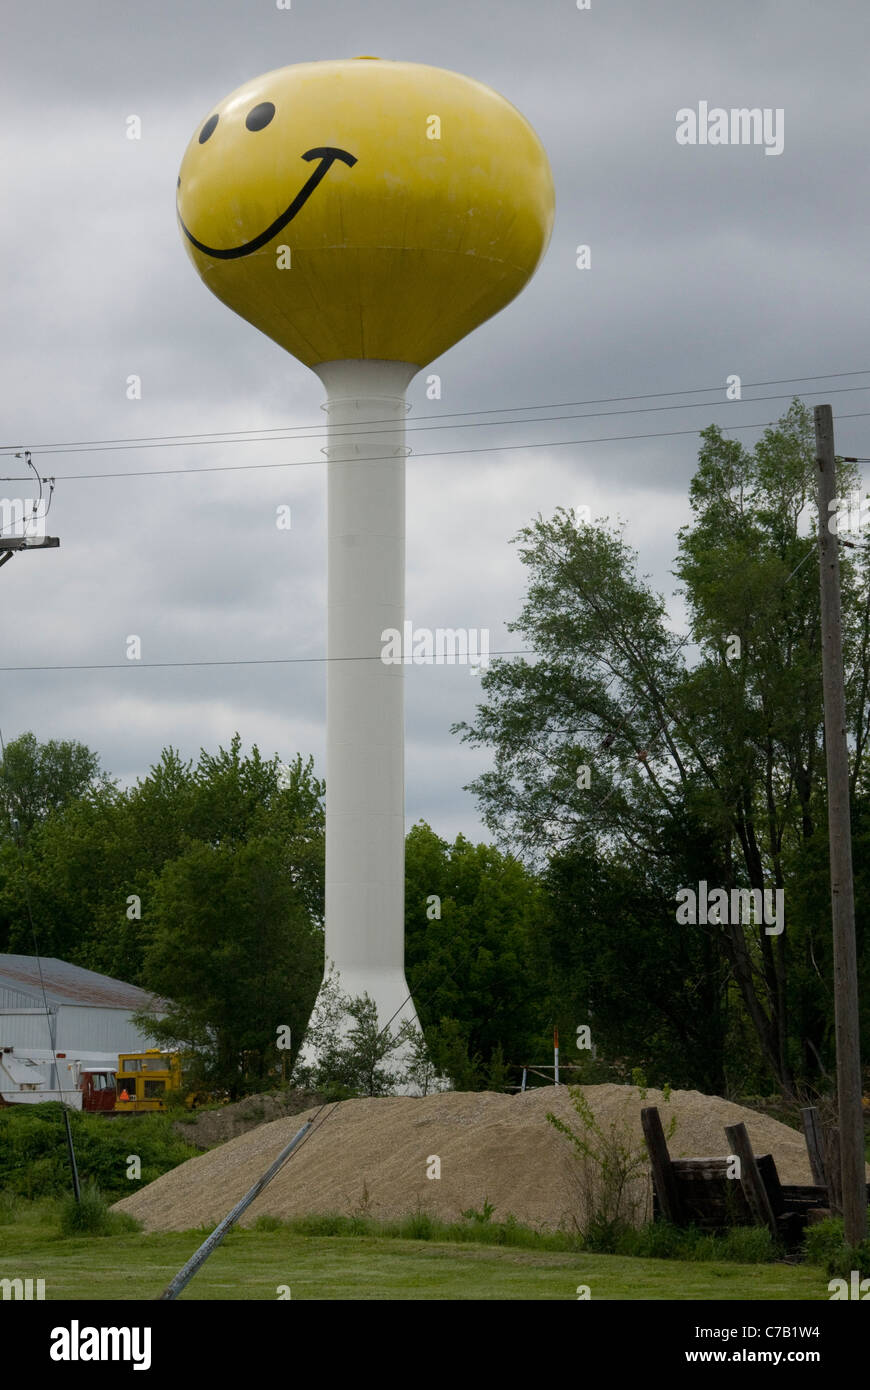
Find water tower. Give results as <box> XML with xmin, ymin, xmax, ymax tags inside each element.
<box><xmin>177</xmin><ymin>57</ymin><xmax>554</xmax><ymax>1049</ymax></box>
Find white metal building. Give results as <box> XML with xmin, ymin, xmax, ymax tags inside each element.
<box><xmin>0</xmin><ymin>954</ymin><xmax>165</xmax><ymax>1061</ymax></box>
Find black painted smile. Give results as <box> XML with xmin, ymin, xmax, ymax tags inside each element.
<box><xmin>177</xmin><ymin>146</ymin><xmax>358</xmax><ymax>260</ymax></box>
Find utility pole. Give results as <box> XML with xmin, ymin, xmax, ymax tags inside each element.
<box><xmin>0</xmin><ymin>535</ymin><xmax>60</xmax><ymax>571</ymax></box>
<box><xmin>814</xmin><ymin>403</ymin><xmax>867</xmax><ymax>1246</ymax></box>
<box><xmin>1</xmin><ymin>452</ymin><xmax>59</xmax><ymax>570</ymax></box>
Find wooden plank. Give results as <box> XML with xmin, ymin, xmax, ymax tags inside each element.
<box><xmin>780</xmin><ymin>1184</ymin><xmax>828</xmax><ymax>1202</ymax></box>
<box><xmin>671</xmin><ymin>1158</ymin><xmax>731</xmax><ymax>1179</ymax></box>
<box><xmin>654</xmin><ymin>1129</ymin><xmax>863</xmax><ymax>1237</ymax></box>
<box><xmin>641</xmin><ymin>1106</ymin><xmax>684</xmax><ymax>1225</ymax></box>
<box><xmin>677</xmin><ymin>1180</ymin><xmax>752</xmax><ymax>1225</ymax></box>
<box><xmin>780</xmin><ymin>1185</ymin><xmax>830</xmax><ymax>1215</ymax></box>
<box><xmin>725</xmin><ymin>1122</ymin><xmax>778</xmax><ymax>1234</ymax></box>
<box><xmin>757</xmin><ymin>1153</ymin><xmax>785</xmax><ymax>1216</ymax></box>
<box><xmin>801</xmin><ymin>1107</ymin><xmax>827</xmax><ymax>1186</ymax></box>
<box><xmin>676</xmin><ymin>1190</ymin><xmax>730</xmax><ymax>1205</ymax></box>
<box><xmin>719</xmin><ymin>1175</ymin><xmax>754</xmax><ymax>1224</ymax></box>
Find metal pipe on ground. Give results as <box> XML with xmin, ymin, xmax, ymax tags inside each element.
<box><xmin>156</xmin><ymin>1119</ymin><xmax>313</xmax><ymax>1301</ymax></box>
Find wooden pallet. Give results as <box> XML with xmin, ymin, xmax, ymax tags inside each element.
<box><xmin>641</xmin><ymin>1106</ymin><xmax>833</xmax><ymax>1245</ymax></box>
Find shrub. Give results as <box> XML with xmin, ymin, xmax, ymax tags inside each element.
<box><xmin>293</xmin><ymin>1213</ymin><xmax>353</xmax><ymax>1237</ymax></box>
<box><xmin>616</xmin><ymin>1220</ymin><xmax>778</xmax><ymax>1263</ymax></box>
<box><xmin>0</xmin><ymin>1190</ymin><xmax>21</xmax><ymax>1225</ymax></box>
<box><xmin>0</xmin><ymin>1104</ymin><xmax>199</xmax><ymax>1201</ymax></box>
<box><xmin>401</xmin><ymin>1211</ymin><xmax>434</xmax><ymax>1240</ymax></box>
<box><xmin>803</xmin><ymin>1216</ymin><xmax>846</xmax><ymax>1267</ymax></box>
<box><xmin>461</xmin><ymin>1198</ymin><xmax>495</xmax><ymax>1224</ymax></box>
<box><xmin>581</xmin><ymin>1216</ymin><xmax>625</xmax><ymax>1253</ymax></box>
<box><xmin>271</xmin><ymin>1210</ymin><xmax>578</xmax><ymax>1252</ymax></box>
<box><xmin>619</xmin><ymin>1219</ymin><xmax>693</xmax><ymax>1260</ymax></box>
<box><xmin>483</xmin><ymin>1045</ymin><xmax>509</xmax><ymax>1093</ymax></box>
<box><xmin>253</xmin><ymin>1213</ymin><xmax>284</xmax><ymax>1232</ymax></box>
<box><xmin>716</xmin><ymin>1224</ymin><xmax>779</xmax><ymax>1263</ymax></box>
<box><xmin>292</xmin><ymin>969</ymin><xmax>421</xmax><ymax>1097</ymax></box>
<box><xmin>319</xmin><ymin>1081</ymin><xmax>358</xmax><ymax>1103</ymax></box>
<box><xmin>420</xmin><ymin>1017</ymin><xmax>484</xmax><ymax>1092</ymax></box>
<box><xmin>58</xmin><ymin>1181</ymin><xmax>141</xmax><ymax>1237</ymax></box>
<box><xmin>547</xmin><ymin>1085</ymin><xmax>672</xmax><ymax>1242</ymax></box>
<box><xmin>825</xmin><ymin>1239</ymin><xmax>870</xmax><ymax>1282</ymax></box>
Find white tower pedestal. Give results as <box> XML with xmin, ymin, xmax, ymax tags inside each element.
<box><xmin>309</xmin><ymin>359</ymin><xmax>421</xmax><ymax>1049</ymax></box>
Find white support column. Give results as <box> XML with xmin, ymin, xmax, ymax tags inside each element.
<box><xmin>312</xmin><ymin>358</ymin><xmax>421</xmax><ymax>1037</ymax></box>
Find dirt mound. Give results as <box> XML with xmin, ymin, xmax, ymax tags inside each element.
<box><xmin>172</xmin><ymin>1090</ymin><xmax>326</xmax><ymax>1151</ymax></box>
<box><xmin>116</xmin><ymin>1084</ymin><xmax>850</xmax><ymax>1234</ymax></box>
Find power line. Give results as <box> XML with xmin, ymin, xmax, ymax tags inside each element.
<box><xmin>10</xmin><ymin>382</ymin><xmax>870</xmax><ymax>462</ymax></box>
<box><xmin>0</xmin><ymin>650</ymin><xmax>537</xmax><ymax>674</ymax></box>
<box><xmin>0</xmin><ymin>451</ymin><xmax>56</xmax><ymax>540</ymax></box>
<box><xmin>0</xmin><ymin>459</ymin><xmax>866</xmax><ymax>675</ymax></box>
<box><xmin>24</xmin><ymin>409</ymin><xmax>870</xmax><ymax>484</ymax></box>
<box><xmin>5</xmin><ymin>381</ymin><xmax>870</xmax><ymax>459</ymax></box>
<box><xmin>3</xmin><ymin>366</ymin><xmax>869</xmax><ymax>458</ymax></box>
<box><xmin>0</xmin><ymin>419</ymin><xmax>810</xmax><ymax>483</ymax></box>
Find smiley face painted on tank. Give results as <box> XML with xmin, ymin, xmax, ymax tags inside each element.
<box><xmin>177</xmin><ymin>59</ymin><xmax>555</xmax><ymax>369</ymax></box>
<box><xmin>176</xmin><ymin>77</ymin><xmax>357</xmax><ymax>260</ymax></box>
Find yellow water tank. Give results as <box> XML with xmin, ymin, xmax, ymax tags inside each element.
<box><xmin>176</xmin><ymin>58</ymin><xmax>555</xmax><ymax>367</ymax></box>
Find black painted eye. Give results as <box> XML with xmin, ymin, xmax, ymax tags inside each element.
<box><xmin>199</xmin><ymin>114</ymin><xmax>219</xmax><ymax>144</ymax></box>
<box><xmin>246</xmin><ymin>101</ymin><xmax>275</xmax><ymax>132</ymax></box>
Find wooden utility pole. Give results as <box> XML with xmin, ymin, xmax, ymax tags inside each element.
<box><xmin>0</xmin><ymin>535</ymin><xmax>59</xmax><ymax>570</ymax></box>
<box><xmin>814</xmin><ymin>403</ymin><xmax>866</xmax><ymax>1246</ymax></box>
<box><xmin>0</xmin><ymin>452</ymin><xmax>58</xmax><ymax>570</ymax></box>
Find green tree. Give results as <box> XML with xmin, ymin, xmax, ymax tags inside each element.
<box><xmin>137</xmin><ymin>834</ymin><xmax>322</xmax><ymax>1097</ymax></box>
<box><xmin>0</xmin><ymin>768</ymin><xmax>132</xmax><ymax>964</ymax></box>
<box><xmin>404</xmin><ymin>821</ymin><xmax>547</xmax><ymax>1084</ymax></box>
<box><xmin>541</xmin><ymin>837</ymin><xmax>728</xmax><ymax>1094</ymax></box>
<box><xmin>452</xmin><ymin>402</ymin><xmax>870</xmax><ymax>1096</ymax></box>
<box><xmin>0</xmin><ymin>732</ymin><xmax>107</xmax><ymax>836</ymax></box>
<box><xmin>295</xmin><ymin>969</ymin><xmax>419</xmax><ymax>1096</ymax></box>
<box><xmin>0</xmin><ymin>747</ymin><xmax>199</xmax><ymax>974</ymax></box>
<box><xmin>0</xmin><ymin>737</ymin><xmax>326</xmax><ymax>1074</ymax></box>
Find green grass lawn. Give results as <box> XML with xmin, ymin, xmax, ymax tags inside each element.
<box><xmin>0</xmin><ymin>1211</ymin><xmax>835</xmax><ymax>1300</ymax></box>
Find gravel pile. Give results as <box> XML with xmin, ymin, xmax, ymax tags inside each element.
<box><xmin>115</xmin><ymin>1084</ymin><xmax>846</xmax><ymax>1234</ymax></box>
<box><xmin>172</xmin><ymin>1090</ymin><xmax>327</xmax><ymax>1151</ymax></box>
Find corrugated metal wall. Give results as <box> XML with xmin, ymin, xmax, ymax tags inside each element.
<box><xmin>0</xmin><ymin>1006</ymin><xmax>160</xmax><ymax>1054</ymax></box>
<box><xmin>58</xmin><ymin>1007</ymin><xmax>157</xmax><ymax>1053</ymax></box>
<box><xmin>0</xmin><ymin>1011</ymin><xmax>56</xmax><ymax>1050</ymax></box>
<box><xmin>0</xmin><ymin>985</ymin><xmax>42</xmax><ymax>1010</ymax></box>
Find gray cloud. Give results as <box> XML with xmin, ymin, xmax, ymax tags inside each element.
<box><xmin>2</xmin><ymin>0</ymin><xmax>868</xmax><ymax>840</ymax></box>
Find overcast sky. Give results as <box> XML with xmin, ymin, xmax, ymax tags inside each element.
<box><xmin>1</xmin><ymin>0</ymin><xmax>868</xmax><ymax>844</ymax></box>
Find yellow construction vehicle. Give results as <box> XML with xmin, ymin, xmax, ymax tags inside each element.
<box><xmin>114</xmin><ymin>1050</ymin><xmax>183</xmax><ymax>1113</ymax></box>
